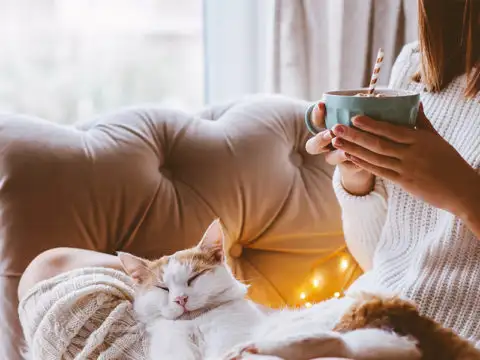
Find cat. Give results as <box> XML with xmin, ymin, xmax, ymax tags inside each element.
<box><xmin>118</xmin><ymin>219</ymin><xmax>263</xmax><ymax>360</ymax></box>
<box><xmin>119</xmin><ymin>219</ymin><xmax>480</xmax><ymax>360</ymax></box>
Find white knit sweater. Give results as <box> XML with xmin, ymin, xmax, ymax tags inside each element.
<box><xmin>336</xmin><ymin>42</ymin><xmax>480</xmax><ymax>345</ymax></box>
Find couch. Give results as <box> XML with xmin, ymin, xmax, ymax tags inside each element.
<box><xmin>0</xmin><ymin>95</ymin><xmax>359</xmax><ymax>359</ymax></box>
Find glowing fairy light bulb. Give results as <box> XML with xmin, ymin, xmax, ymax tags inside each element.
<box><xmin>305</xmin><ymin>302</ymin><xmax>312</xmax><ymax>308</ymax></box>
<box><xmin>311</xmin><ymin>273</ymin><xmax>323</xmax><ymax>288</ymax></box>
<box><xmin>334</xmin><ymin>292</ymin><xmax>341</xmax><ymax>298</ymax></box>
<box><xmin>300</xmin><ymin>292</ymin><xmax>306</xmax><ymax>300</ymax></box>
<box><xmin>340</xmin><ymin>258</ymin><xmax>349</xmax><ymax>271</ymax></box>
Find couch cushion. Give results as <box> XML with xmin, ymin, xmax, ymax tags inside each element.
<box><xmin>0</xmin><ymin>95</ymin><xmax>350</xmax><ymax>359</ymax></box>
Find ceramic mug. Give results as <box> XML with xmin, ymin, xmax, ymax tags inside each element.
<box><xmin>305</xmin><ymin>88</ymin><xmax>420</xmax><ymax>134</ymax></box>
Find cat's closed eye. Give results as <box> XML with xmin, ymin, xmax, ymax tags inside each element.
<box><xmin>187</xmin><ymin>269</ymin><xmax>211</xmax><ymax>286</ymax></box>
<box><xmin>155</xmin><ymin>285</ymin><xmax>169</xmax><ymax>292</ymax></box>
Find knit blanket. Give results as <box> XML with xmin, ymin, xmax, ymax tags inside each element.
<box><xmin>19</xmin><ymin>268</ymin><xmax>147</xmax><ymax>359</ymax></box>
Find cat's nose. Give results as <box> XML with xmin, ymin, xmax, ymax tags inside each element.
<box><xmin>174</xmin><ymin>295</ymin><xmax>188</xmax><ymax>306</ymax></box>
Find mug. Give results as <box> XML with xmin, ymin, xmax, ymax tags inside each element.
<box><xmin>305</xmin><ymin>88</ymin><xmax>420</xmax><ymax>134</ymax></box>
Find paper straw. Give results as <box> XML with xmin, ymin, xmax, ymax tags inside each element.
<box><xmin>368</xmin><ymin>48</ymin><xmax>384</xmax><ymax>95</ymax></box>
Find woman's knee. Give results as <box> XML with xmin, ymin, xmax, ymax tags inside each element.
<box><xmin>18</xmin><ymin>247</ymin><xmax>73</xmax><ymax>300</ymax></box>
<box><xmin>18</xmin><ymin>248</ymin><xmax>123</xmax><ymax>300</ymax></box>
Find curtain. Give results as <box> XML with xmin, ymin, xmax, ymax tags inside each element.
<box><xmin>270</xmin><ymin>0</ymin><xmax>418</xmax><ymax>100</ymax></box>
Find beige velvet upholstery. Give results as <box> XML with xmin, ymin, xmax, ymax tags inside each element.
<box><xmin>0</xmin><ymin>95</ymin><xmax>355</xmax><ymax>359</ymax></box>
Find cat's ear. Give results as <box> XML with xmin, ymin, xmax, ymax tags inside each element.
<box><xmin>117</xmin><ymin>252</ymin><xmax>151</xmax><ymax>284</ymax></box>
<box><xmin>197</xmin><ymin>219</ymin><xmax>225</xmax><ymax>262</ymax></box>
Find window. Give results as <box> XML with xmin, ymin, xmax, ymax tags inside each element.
<box><xmin>204</xmin><ymin>0</ymin><xmax>273</xmax><ymax>105</ymax></box>
<box><xmin>0</xmin><ymin>0</ymin><xmax>204</xmax><ymax>123</ymax></box>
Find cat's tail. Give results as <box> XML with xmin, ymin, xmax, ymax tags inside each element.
<box><xmin>333</xmin><ymin>293</ymin><xmax>480</xmax><ymax>360</ymax></box>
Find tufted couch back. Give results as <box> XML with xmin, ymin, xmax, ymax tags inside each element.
<box><xmin>0</xmin><ymin>95</ymin><xmax>357</xmax><ymax>359</ymax></box>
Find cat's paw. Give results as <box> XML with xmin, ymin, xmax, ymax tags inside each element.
<box><xmin>242</xmin><ymin>334</ymin><xmax>353</xmax><ymax>360</ymax></box>
<box><xmin>222</xmin><ymin>343</ymin><xmax>259</xmax><ymax>360</ymax></box>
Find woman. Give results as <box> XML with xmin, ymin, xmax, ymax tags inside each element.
<box><xmin>18</xmin><ymin>0</ymin><xmax>480</xmax><ymax>358</ymax></box>
<box><xmin>306</xmin><ymin>0</ymin><xmax>480</xmax><ymax>347</ymax></box>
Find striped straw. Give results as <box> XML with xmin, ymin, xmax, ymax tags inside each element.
<box><xmin>367</xmin><ymin>48</ymin><xmax>384</xmax><ymax>95</ymax></box>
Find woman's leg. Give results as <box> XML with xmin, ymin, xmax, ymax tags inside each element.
<box><xmin>18</xmin><ymin>249</ymin><xmax>146</xmax><ymax>359</ymax></box>
<box><xmin>18</xmin><ymin>247</ymin><xmax>123</xmax><ymax>300</ymax></box>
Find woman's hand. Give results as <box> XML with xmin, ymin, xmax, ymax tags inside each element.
<box><xmin>305</xmin><ymin>103</ymin><xmax>375</xmax><ymax>196</ymax></box>
<box><xmin>330</xmin><ymin>104</ymin><xmax>480</xmax><ymax>218</ymax></box>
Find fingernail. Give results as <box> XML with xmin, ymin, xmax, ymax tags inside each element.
<box><xmin>333</xmin><ymin>138</ymin><xmax>343</xmax><ymax>147</ymax></box>
<box><xmin>305</xmin><ymin>138</ymin><xmax>317</xmax><ymax>154</ymax></box>
<box><xmin>352</xmin><ymin>116</ymin><xmax>363</xmax><ymax>126</ymax></box>
<box><xmin>333</xmin><ymin>125</ymin><xmax>345</xmax><ymax>135</ymax></box>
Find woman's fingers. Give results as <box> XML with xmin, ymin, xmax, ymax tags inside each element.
<box><xmin>325</xmin><ymin>149</ymin><xmax>348</xmax><ymax>165</ymax></box>
<box><xmin>305</xmin><ymin>102</ymin><xmax>333</xmax><ymax>155</ymax></box>
<box><xmin>347</xmin><ymin>154</ymin><xmax>399</xmax><ymax>181</ymax></box>
<box><xmin>311</xmin><ymin>102</ymin><xmax>326</xmax><ymax>128</ymax></box>
<box><xmin>331</xmin><ymin>124</ymin><xmax>405</xmax><ymax>158</ymax></box>
<box><xmin>306</xmin><ymin>130</ymin><xmax>334</xmax><ymax>154</ymax></box>
<box><xmin>351</xmin><ymin>116</ymin><xmax>415</xmax><ymax>144</ymax></box>
<box><xmin>325</xmin><ymin>149</ymin><xmax>361</xmax><ymax>173</ymax></box>
<box><xmin>332</xmin><ymin>137</ymin><xmax>402</xmax><ymax>171</ymax></box>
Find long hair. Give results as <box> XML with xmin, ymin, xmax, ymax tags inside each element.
<box><xmin>414</xmin><ymin>0</ymin><xmax>480</xmax><ymax>97</ymax></box>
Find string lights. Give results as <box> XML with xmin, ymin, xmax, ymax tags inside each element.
<box><xmin>340</xmin><ymin>258</ymin><xmax>349</xmax><ymax>271</ymax></box>
<box><xmin>296</xmin><ymin>248</ymin><xmax>362</xmax><ymax>308</ymax></box>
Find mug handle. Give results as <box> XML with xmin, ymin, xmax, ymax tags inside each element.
<box><xmin>304</xmin><ymin>102</ymin><xmax>321</xmax><ymax>135</ymax></box>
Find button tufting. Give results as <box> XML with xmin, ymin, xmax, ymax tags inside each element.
<box><xmin>289</xmin><ymin>152</ymin><xmax>304</xmax><ymax>167</ymax></box>
<box><xmin>159</xmin><ymin>167</ymin><xmax>173</xmax><ymax>180</ymax></box>
<box><xmin>229</xmin><ymin>243</ymin><xmax>243</xmax><ymax>258</ymax></box>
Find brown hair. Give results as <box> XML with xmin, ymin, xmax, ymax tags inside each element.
<box><xmin>414</xmin><ymin>0</ymin><xmax>480</xmax><ymax>97</ymax></box>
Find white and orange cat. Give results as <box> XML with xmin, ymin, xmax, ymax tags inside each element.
<box><xmin>119</xmin><ymin>220</ymin><xmax>479</xmax><ymax>360</ymax></box>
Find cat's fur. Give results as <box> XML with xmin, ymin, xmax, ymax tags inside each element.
<box><xmin>333</xmin><ymin>294</ymin><xmax>480</xmax><ymax>360</ymax></box>
<box><xmin>119</xmin><ymin>219</ymin><xmax>480</xmax><ymax>360</ymax></box>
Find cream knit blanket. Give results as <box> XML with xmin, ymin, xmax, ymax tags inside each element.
<box><xmin>18</xmin><ymin>267</ymin><xmax>148</xmax><ymax>359</ymax></box>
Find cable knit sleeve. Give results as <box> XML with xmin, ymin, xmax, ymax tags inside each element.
<box><xmin>332</xmin><ymin>168</ymin><xmax>387</xmax><ymax>270</ymax></box>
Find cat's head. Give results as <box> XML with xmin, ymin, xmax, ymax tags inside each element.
<box><xmin>118</xmin><ymin>219</ymin><xmax>247</xmax><ymax>320</ymax></box>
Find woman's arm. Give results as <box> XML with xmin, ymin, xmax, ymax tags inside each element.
<box><xmin>463</xmin><ymin>210</ymin><xmax>480</xmax><ymax>240</ymax></box>
<box><xmin>18</xmin><ymin>247</ymin><xmax>123</xmax><ymax>300</ymax></box>
<box><xmin>455</xmin><ymin>175</ymin><xmax>480</xmax><ymax>239</ymax></box>
<box><xmin>332</xmin><ymin>168</ymin><xmax>388</xmax><ymax>271</ymax></box>
<box><xmin>306</xmin><ymin>110</ymin><xmax>388</xmax><ymax>270</ymax></box>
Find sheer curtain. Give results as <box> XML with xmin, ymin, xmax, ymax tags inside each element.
<box><xmin>270</xmin><ymin>0</ymin><xmax>419</xmax><ymax>100</ymax></box>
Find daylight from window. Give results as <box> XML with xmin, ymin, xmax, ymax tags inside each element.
<box><xmin>0</xmin><ymin>0</ymin><xmax>204</xmax><ymax>123</ymax></box>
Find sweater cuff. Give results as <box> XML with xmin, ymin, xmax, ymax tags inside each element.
<box><xmin>332</xmin><ymin>167</ymin><xmax>388</xmax><ymax>215</ymax></box>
